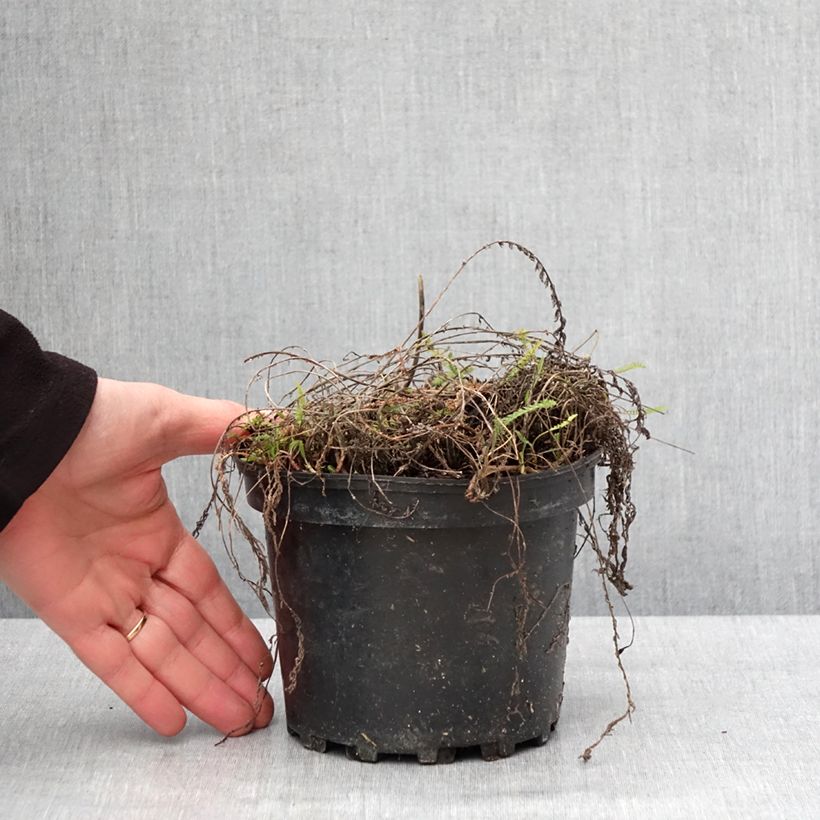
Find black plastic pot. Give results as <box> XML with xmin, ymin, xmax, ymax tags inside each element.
<box><xmin>242</xmin><ymin>452</ymin><xmax>597</xmax><ymax>763</ymax></box>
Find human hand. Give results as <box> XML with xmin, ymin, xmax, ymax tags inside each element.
<box><xmin>0</xmin><ymin>378</ymin><xmax>273</xmax><ymax>736</ymax></box>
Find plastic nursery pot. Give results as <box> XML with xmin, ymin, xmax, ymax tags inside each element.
<box><xmin>241</xmin><ymin>452</ymin><xmax>597</xmax><ymax>764</ymax></box>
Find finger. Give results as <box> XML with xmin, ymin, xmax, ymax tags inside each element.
<box><xmin>72</xmin><ymin>626</ymin><xmax>186</xmax><ymax>736</ymax></box>
<box><xmin>143</xmin><ymin>579</ymin><xmax>273</xmax><ymax>728</ymax></box>
<box><xmin>157</xmin><ymin>535</ymin><xmax>274</xmax><ymax>681</ymax></box>
<box><xmin>128</xmin><ymin>612</ymin><xmax>261</xmax><ymax>736</ymax></box>
<box><xmin>155</xmin><ymin>388</ymin><xmax>246</xmax><ymax>462</ymax></box>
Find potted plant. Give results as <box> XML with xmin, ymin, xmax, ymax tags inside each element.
<box><xmin>211</xmin><ymin>241</ymin><xmax>649</xmax><ymax>763</ymax></box>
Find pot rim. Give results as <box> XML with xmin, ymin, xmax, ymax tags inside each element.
<box><xmin>238</xmin><ymin>449</ymin><xmax>600</xmax><ymax>495</ymax></box>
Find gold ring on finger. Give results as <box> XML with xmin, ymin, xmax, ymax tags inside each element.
<box><xmin>125</xmin><ymin>612</ymin><xmax>148</xmax><ymax>642</ymax></box>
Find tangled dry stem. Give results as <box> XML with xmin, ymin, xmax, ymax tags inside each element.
<box><xmin>205</xmin><ymin>240</ymin><xmax>650</xmax><ymax>760</ymax></box>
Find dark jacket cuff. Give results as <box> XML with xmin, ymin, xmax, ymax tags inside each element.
<box><xmin>0</xmin><ymin>310</ymin><xmax>98</xmax><ymax>530</ymax></box>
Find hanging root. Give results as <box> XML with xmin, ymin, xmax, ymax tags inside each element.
<box><xmin>200</xmin><ymin>240</ymin><xmax>650</xmax><ymax>759</ymax></box>
<box><xmin>214</xmin><ymin>633</ymin><xmax>278</xmax><ymax>747</ymax></box>
<box><xmin>578</xmin><ymin>510</ymin><xmax>637</xmax><ymax>762</ymax></box>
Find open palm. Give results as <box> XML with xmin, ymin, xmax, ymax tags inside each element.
<box><xmin>0</xmin><ymin>378</ymin><xmax>273</xmax><ymax>736</ymax></box>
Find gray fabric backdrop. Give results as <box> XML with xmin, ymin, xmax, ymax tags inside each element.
<box><xmin>1</xmin><ymin>1</ymin><xmax>818</xmax><ymax>617</ymax></box>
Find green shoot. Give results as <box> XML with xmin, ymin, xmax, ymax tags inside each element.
<box><xmin>614</xmin><ymin>362</ymin><xmax>646</xmax><ymax>374</ymax></box>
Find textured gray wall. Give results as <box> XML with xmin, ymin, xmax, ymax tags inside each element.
<box><xmin>2</xmin><ymin>2</ymin><xmax>818</xmax><ymax>617</ymax></box>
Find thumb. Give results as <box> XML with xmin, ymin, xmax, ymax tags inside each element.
<box><xmin>157</xmin><ymin>388</ymin><xmax>246</xmax><ymax>463</ymax></box>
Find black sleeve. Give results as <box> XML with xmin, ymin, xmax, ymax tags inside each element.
<box><xmin>0</xmin><ymin>310</ymin><xmax>98</xmax><ymax>531</ymax></box>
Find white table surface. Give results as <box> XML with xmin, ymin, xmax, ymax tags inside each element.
<box><xmin>1</xmin><ymin>615</ymin><xmax>818</xmax><ymax>819</ymax></box>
